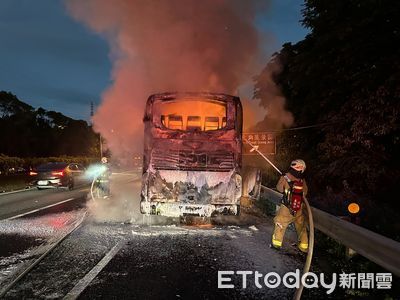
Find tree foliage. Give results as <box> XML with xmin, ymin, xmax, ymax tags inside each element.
<box><xmin>0</xmin><ymin>91</ymin><xmax>100</xmax><ymax>158</ymax></box>
<box><xmin>255</xmin><ymin>0</ymin><xmax>400</xmax><ymax>213</ymax></box>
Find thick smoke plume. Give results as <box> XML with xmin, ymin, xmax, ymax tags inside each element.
<box><xmin>253</xmin><ymin>57</ymin><xmax>294</xmax><ymax>130</ymax></box>
<box><xmin>65</xmin><ymin>0</ymin><xmax>291</xmax><ymax>161</ymax></box>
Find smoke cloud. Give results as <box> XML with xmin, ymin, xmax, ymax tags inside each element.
<box><xmin>253</xmin><ymin>57</ymin><xmax>294</xmax><ymax>130</ymax></box>
<box><xmin>65</xmin><ymin>0</ymin><xmax>291</xmax><ymax>161</ymax></box>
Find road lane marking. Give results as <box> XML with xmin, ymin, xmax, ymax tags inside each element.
<box><xmin>112</xmin><ymin>169</ymin><xmax>140</xmax><ymax>174</ymax></box>
<box><xmin>111</xmin><ymin>173</ymin><xmax>140</xmax><ymax>177</ymax></box>
<box><xmin>0</xmin><ymin>211</ymin><xmax>87</xmax><ymax>298</ymax></box>
<box><xmin>0</xmin><ymin>187</ymin><xmax>35</xmax><ymax>196</ymax></box>
<box><xmin>111</xmin><ymin>172</ymin><xmax>135</xmax><ymax>175</ymax></box>
<box><xmin>128</xmin><ymin>178</ymin><xmax>142</xmax><ymax>183</ymax></box>
<box><xmin>6</xmin><ymin>197</ymin><xmax>76</xmax><ymax>220</ymax></box>
<box><xmin>63</xmin><ymin>240</ymin><xmax>125</xmax><ymax>300</ymax></box>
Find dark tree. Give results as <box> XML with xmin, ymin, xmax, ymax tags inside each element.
<box><xmin>254</xmin><ymin>0</ymin><xmax>400</xmax><ymax>236</ymax></box>
<box><xmin>0</xmin><ymin>91</ymin><xmax>100</xmax><ymax>157</ymax></box>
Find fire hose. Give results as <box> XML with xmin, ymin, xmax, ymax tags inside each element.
<box><xmin>245</xmin><ymin>139</ymin><xmax>314</xmax><ymax>300</ymax></box>
<box><xmin>294</xmin><ymin>196</ymin><xmax>314</xmax><ymax>300</ymax></box>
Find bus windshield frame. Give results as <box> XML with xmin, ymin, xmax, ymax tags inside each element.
<box><xmin>151</xmin><ymin>97</ymin><xmax>236</xmax><ymax>132</ymax></box>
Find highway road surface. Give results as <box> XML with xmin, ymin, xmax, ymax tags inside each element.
<box><xmin>0</xmin><ymin>171</ymin><xmax>140</xmax><ymax>221</ymax></box>
<box><xmin>1</xmin><ymin>170</ymin><xmax>384</xmax><ymax>299</ymax></box>
<box><xmin>0</xmin><ymin>181</ymin><xmax>90</xmax><ymax>220</ymax></box>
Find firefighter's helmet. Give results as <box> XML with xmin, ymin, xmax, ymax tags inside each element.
<box><xmin>290</xmin><ymin>159</ymin><xmax>306</xmax><ymax>173</ymax></box>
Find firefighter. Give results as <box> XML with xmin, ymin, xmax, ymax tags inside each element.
<box><xmin>99</xmin><ymin>156</ymin><xmax>111</xmax><ymax>197</ymax></box>
<box><xmin>271</xmin><ymin>159</ymin><xmax>309</xmax><ymax>253</ymax></box>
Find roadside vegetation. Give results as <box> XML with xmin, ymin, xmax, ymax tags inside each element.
<box><xmin>0</xmin><ymin>173</ymin><xmax>30</xmax><ymax>192</ymax></box>
<box><xmin>0</xmin><ymin>91</ymin><xmax>102</xmax><ymax>192</ymax></box>
<box><xmin>0</xmin><ymin>91</ymin><xmax>100</xmax><ymax>158</ymax></box>
<box><xmin>253</xmin><ymin>0</ymin><xmax>400</xmax><ymax>241</ymax></box>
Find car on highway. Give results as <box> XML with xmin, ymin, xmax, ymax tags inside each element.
<box><xmin>29</xmin><ymin>162</ymin><xmax>86</xmax><ymax>190</ymax></box>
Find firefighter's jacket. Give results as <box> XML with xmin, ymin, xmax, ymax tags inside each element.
<box><xmin>276</xmin><ymin>172</ymin><xmax>308</xmax><ymax>199</ymax></box>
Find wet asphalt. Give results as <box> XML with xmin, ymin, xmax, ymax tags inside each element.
<box><xmin>3</xmin><ymin>218</ymin><xmax>307</xmax><ymax>299</ymax></box>
<box><xmin>0</xmin><ymin>183</ymin><xmax>90</xmax><ymax>220</ymax></box>
<box><xmin>0</xmin><ymin>171</ymin><xmax>363</xmax><ymax>299</ymax></box>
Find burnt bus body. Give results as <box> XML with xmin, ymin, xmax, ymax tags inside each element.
<box><xmin>141</xmin><ymin>92</ymin><xmax>242</xmax><ymax>217</ymax></box>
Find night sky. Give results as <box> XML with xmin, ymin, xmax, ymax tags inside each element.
<box><xmin>0</xmin><ymin>0</ymin><xmax>308</xmax><ymax>121</ymax></box>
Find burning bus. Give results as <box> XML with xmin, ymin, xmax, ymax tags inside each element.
<box><xmin>140</xmin><ymin>92</ymin><xmax>243</xmax><ymax>217</ymax></box>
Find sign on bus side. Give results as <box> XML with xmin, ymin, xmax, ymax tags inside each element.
<box><xmin>243</xmin><ymin>132</ymin><xmax>276</xmax><ymax>155</ymax></box>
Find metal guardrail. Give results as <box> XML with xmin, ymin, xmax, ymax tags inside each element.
<box><xmin>260</xmin><ymin>185</ymin><xmax>400</xmax><ymax>277</ymax></box>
